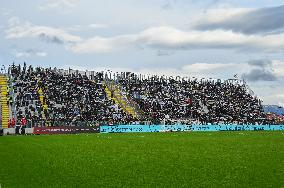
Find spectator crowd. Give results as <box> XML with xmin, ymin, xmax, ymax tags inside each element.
<box><xmin>9</xmin><ymin>63</ymin><xmax>132</xmax><ymax>127</ymax></box>
<box><xmin>3</xmin><ymin>63</ymin><xmax>282</xmax><ymax>127</ymax></box>
<box><xmin>118</xmin><ymin>73</ymin><xmax>274</xmax><ymax>125</ymax></box>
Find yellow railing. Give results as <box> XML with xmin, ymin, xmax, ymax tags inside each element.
<box><xmin>0</xmin><ymin>75</ymin><xmax>10</xmax><ymax>128</ymax></box>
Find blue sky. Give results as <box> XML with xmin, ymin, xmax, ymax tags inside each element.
<box><xmin>0</xmin><ymin>0</ymin><xmax>284</xmax><ymax>105</ymax></box>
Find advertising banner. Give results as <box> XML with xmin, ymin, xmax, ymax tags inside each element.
<box><xmin>33</xmin><ymin>126</ymin><xmax>100</xmax><ymax>134</ymax></box>
<box><xmin>101</xmin><ymin>124</ymin><xmax>284</xmax><ymax>133</ymax></box>
<box><xmin>100</xmin><ymin>125</ymin><xmax>161</xmax><ymax>133</ymax></box>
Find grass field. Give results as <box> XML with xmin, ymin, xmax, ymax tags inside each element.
<box><xmin>0</xmin><ymin>131</ymin><xmax>283</xmax><ymax>188</ymax></box>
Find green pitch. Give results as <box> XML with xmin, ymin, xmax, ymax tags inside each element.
<box><xmin>0</xmin><ymin>131</ymin><xmax>283</xmax><ymax>188</ymax></box>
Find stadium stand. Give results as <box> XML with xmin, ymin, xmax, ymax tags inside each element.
<box><xmin>117</xmin><ymin>73</ymin><xmax>269</xmax><ymax>125</ymax></box>
<box><xmin>0</xmin><ymin>63</ymin><xmax>282</xmax><ymax>127</ymax></box>
<box><xmin>9</xmin><ymin>63</ymin><xmax>136</xmax><ymax>127</ymax></box>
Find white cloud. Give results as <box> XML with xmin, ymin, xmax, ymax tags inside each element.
<box><xmin>39</xmin><ymin>0</ymin><xmax>77</xmax><ymax>11</ymax></box>
<box><xmin>5</xmin><ymin>19</ymin><xmax>284</xmax><ymax>56</ymax></box>
<box><xmin>13</xmin><ymin>49</ymin><xmax>47</xmax><ymax>58</ymax></box>
<box><xmin>182</xmin><ymin>63</ymin><xmax>237</xmax><ymax>72</ymax></box>
<box><xmin>193</xmin><ymin>5</ymin><xmax>284</xmax><ymax>34</ymax></box>
<box><xmin>69</xmin><ymin>35</ymin><xmax>138</xmax><ymax>53</ymax></box>
<box><xmin>7</xmin><ymin>17</ymin><xmax>21</xmax><ymax>27</ymax></box>
<box><xmin>88</xmin><ymin>24</ymin><xmax>108</xmax><ymax>29</ymax></box>
<box><xmin>191</xmin><ymin>8</ymin><xmax>252</xmax><ymax>28</ymax></box>
<box><xmin>70</xmin><ymin>26</ymin><xmax>284</xmax><ymax>53</ymax></box>
<box><xmin>0</xmin><ymin>8</ymin><xmax>13</xmax><ymax>16</ymax></box>
<box><xmin>264</xmin><ymin>93</ymin><xmax>284</xmax><ymax>106</ymax></box>
<box><xmin>5</xmin><ymin>17</ymin><xmax>82</xmax><ymax>43</ymax></box>
<box><xmin>272</xmin><ymin>60</ymin><xmax>284</xmax><ymax>77</ymax></box>
<box><xmin>65</xmin><ymin>24</ymin><xmax>109</xmax><ymax>32</ymax></box>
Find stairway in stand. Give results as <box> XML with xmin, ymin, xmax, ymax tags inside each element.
<box><xmin>38</xmin><ymin>88</ymin><xmax>48</xmax><ymax>119</ymax></box>
<box><xmin>104</xmin><ymin>81</ymin><xmax>144</xmax><ymax>119</ymax></box>
<box><xmin>0</xmin><ymin>75</ymin><xmax>10</xmax><ymax>128</ymax></box>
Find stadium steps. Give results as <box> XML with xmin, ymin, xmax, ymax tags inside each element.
<box><xmin>104</xmin><ymin>84</ymin><xmax>121</xmax><ymax>105</ymax></box>
<box><xmin>104</xmin><ymin>81</ymin><xmax>141</xmax><ymax>119</ymax></box>
<box><xmin>0</xmin><ymin>75</ymin><xmax>10</xmax><ymax>128</ymax></box>
<box><xmin>38</xmin><ymin>88</ymin><xmax>48</xmax><ymax>119</ymax></box>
